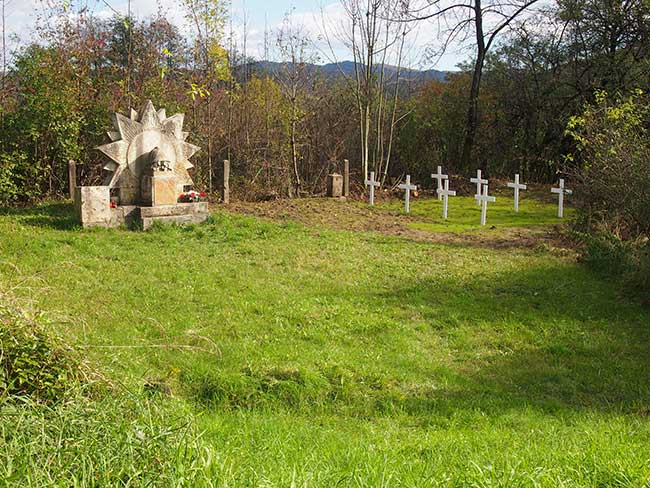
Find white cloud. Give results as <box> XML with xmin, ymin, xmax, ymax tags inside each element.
<box><xmin>3</xmin><ymin>0</ymin><xmax>468</xmax><ymax>71</ymax></box>
<box><xmin>3</xmin><ymin>0</ymin><xmax>40</xmax><ymax>50</ymax></box>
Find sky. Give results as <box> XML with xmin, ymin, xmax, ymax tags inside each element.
<box><xmin>3</xmin><ymin>0</ymin><xmax>466</xmax><ymax>71</ymax></box>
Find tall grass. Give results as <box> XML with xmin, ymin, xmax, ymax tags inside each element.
<box><xmin>0</xmin><ymin>201</ymin><xmax>649</xmax><ymax>486</ymax></box>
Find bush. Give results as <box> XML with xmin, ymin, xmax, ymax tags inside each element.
<box><xmin>0</xmin><ymin>302</ymin><xmax>81</xmax><ymax>402</ymax></box>
<box><xmin>566</xmin><ymin>90</ymin><xmax>650</xmax><ymax>238</ymax></box>
<box><xmin>567</xmin><ymin>91</ymin><xmax>650</xmax><ymax>298</ymax></box>
<box><xmin>578</xmin><ymin>232</ymin><xmax>650</xmax><ymax>299</ymax></box>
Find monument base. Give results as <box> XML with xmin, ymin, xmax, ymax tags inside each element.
<box><xmin>75</xmin><ymin>186</ymin><xmax>209</xmax><ymax>229</ymax></box>
<box><xmin>139</xmin><ymin>202</ymin><xmax>209</xmax><ymax>230</ymax></box>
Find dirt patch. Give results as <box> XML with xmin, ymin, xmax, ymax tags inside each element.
<box><xmin>223</xmin><ymin>197</ymin><xmax>576</xmax><ymax>253</ymax></box>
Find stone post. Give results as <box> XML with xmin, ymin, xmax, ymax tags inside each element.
<box><xmin>68</xmin><ymin>160</ymin><xmax>77</xmax><ymax>199</ymax></box>
<box><xmin>326</xmin><ymin>173</ymin><xmax>343</xmax><ymax>197</ymax></box>
<box><xmin>221</xmin><ymin>159</ymin><xmax>230</xmax><ymax>204</ymax></box>
<box><xmin>343</xmin><ymin>159</ymin><xmax>350</xmax><ymax>197</ymax></box>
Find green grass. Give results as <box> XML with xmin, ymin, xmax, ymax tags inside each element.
<box><xmin>1</xmin><ymin>201</ymin><xmax>649</xmax><ymax>486</ymax></box>
<box><xmin>375</xmin><ymin>190</ymin><xmax>573</xmax><ymax>233</ymax></box>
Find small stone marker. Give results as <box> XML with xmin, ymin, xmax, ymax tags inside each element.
<box><xmin>551</xmin><ymin>178</ymin><xmax>572</xmax><ymax>218</ymax></box>
<box><xmin>507</xmin><ymin>173</ymin><xmax>527</xmax><ymax>213</ymax></box>
<box><xmin>222</xmin><ymin>159</ymin><xmax>230</xmax><ymax>204</ymax></box>
<box><xmin>364</xmin><ymin>171</ymin><xmax>380</xmax><ymax>206</ymax></box>
<box><xmin>437</xmin><ymin>179</ymin><xmax>456</xmax><ymax>220</ymax></box>
<box><xmin>475</xmin><ymin>183</ymin><xmax>496</xmax><ymax>226</ymax></box>
<box><xmin>327</xmin><ymin>173</ymin><xmax>343</xmax><ymax>197</ymax></box>
<box><xmin>343</xmin><ymin>159</ymin><xmax>350</xmax><ymax>197</ymax></box>
<box><xmin>431</xmin><ymin>165</ymin><xmax>448</xmax><ymax>201</ymax></box>
<box><xmin>470</xmin><ymin>169</ymin><xmax>488</xmax><ymax>206</ymax></box>
<box><xmin>398</xmin><ymin>175</ymin><xmax>417</xmax><ymax>213</ymax></box>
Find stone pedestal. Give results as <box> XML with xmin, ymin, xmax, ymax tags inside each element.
<box><xmin>140</xmin><ymin>202</ymin><xmax>209</xmax><ymax>230</ymax></box>
<box><xmin>327</xmin><ymin>173</ymin><xmax>343</xmax><ymax>198</ymax></box>
<box><xmin>75</xmin><ymin>186</ymin><xmax>112</xmax><ymax>228</ymax></box>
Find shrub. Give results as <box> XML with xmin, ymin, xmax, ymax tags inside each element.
<box><xmin>0</xmin><ymin>302</ymin><xmax>81</xmax><ymax>402</ymax></box>
<box><xmin>566</xmin><ymin>91</ymin><xmax>650</xmax><ymax>297</ymax></box>
<box><xmin>566</xmin><ymin>90</ymin><xmax>650</xmax><ymax>238</ymax></box>
<box><xmin>577</xmin><ymin>232</ymin><xmax>650</xmax><ymax>299</ymax></box>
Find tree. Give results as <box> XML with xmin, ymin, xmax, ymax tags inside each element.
<box><xmin>566</xmin><ymin>90</ymin><xmax>650</xmax><ymax>236</ymax></box>
<box><xmin>406</xmin><ymin>0</ymin><xmax>542</xmax><ymax>168</ymax></box>
<box><xmin>323</xmin><ymin>0</ymin><xmax>412</xmax><ymax>184</ymax></box>
<box><xmin>557</xmin><ymin>0</ymin><xmax>650</xmax><ymax>95</ymax></box>
<box><xmin>275</xmin><ymin>14</ymin><xmax>318</xmax><ymax>197</ymax></box>
<box><xmin>181</xmin><ymin>0</ymin><xmax>229</xmax><ymax>192</ymax></box>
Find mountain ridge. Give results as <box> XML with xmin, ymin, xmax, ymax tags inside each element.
<box><xmin>251</xmin><ymin>60</ymin><xmax>448</xmax><ymax>82</ymax></box>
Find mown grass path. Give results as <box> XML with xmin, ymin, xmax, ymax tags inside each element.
<box><xmin>1</xmin><ymin>200</ymin><xmax>649</xmax><ymax>487</ymax></box>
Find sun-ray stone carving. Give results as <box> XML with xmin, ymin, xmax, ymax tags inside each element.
<box><xmin>75</xmin><ymin>101</ymin><xmax>208</xmax><ymax>229</ymax></box>
<box><xmin>97</xmin><ymin>100</ymin><xmax>200</xmax><ymax>205</ymax></box>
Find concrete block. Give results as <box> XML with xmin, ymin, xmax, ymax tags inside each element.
<box><xmin>75</xmin><ymin>186</ymin><xmax>112</xmax><ymax>227</ymax></box>
<box><xmin>327</xmin><ymin>173</ymin><xmax>343</xmax><ymax>198</ymax></box>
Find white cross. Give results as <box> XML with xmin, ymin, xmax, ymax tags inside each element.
<box><xmin>475</xmin><ymin>183</ymin><xmax>496</xmax><ymax>226</ymax></box>
<box><xmin>364</xmin><ymin>171</ymin><xmax>381</xmax><ymax>206</ymax></box>
<box><xmin>551</xmin><ymin>178</ymin><xmax>572</xmax><ymax>218</ymax></box>
<box><xmin>436</xmin><ymin>179</ymin><xmax>456</xmax><ymax>220</ymax></box>
<box><xmin>431</xmin><ymin>166</ymin><xmax>448</xmax><ymax>201</ymax></box>
<box><xmin>398</xmin><ymin>175</ymin><xmax>417</xmax><ymax>213</ymax></box>
<box><xmin>470</xmin><ymin>169</ymin><xmax>488</xmax><ymax>206</ymax></box>
<box><xmin>507</xmin><ymin>174</ymin><xmax>527</xmax><ymax>213</ymax></box>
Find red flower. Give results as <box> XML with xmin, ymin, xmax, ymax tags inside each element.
<box><xmin>200</xmin><ymin>192</ymin><xmax>206</xmax><ymax>197</ymax></box>
<box><xmin>109</xmin><ymin>201</ymin><xmax>116</xmax><ymax>209</ymax></box>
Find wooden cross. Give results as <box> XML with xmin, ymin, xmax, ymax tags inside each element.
<box><xmin>398</xmin><ymin>175</ymin><xmax>417</xmax><ymax>213</ymax></box>
<box><xmin>431</xmin><ymin>166</ymin><xmax>448</xmax><ymax>201</ymax></box>
<box><xmin>437</xmin><ymin>179</ymin><xmax>456</xmax><ymax>220</ymax></box>
<box><xmin>364</xmin><ymin>171</ymin><xmax>381</xmax><ymax>206</ymax></box>
<box><xmin>470</xmin><ymin>169</ymin><xmax>488</xmax><ymax>206</ymax></box>
<box><xmin>475</xmin><ymin>183</ymin><xmax>496</xmax><ymax>226</ymax></box>
<box><xmin>507</xmin><ymin>174</ymin><xmax>527</xmax><ymax>213</ymax></box>
<box><xmin>551</xmin><ymin>178</ymin><xmax>572</xmax><ymax>218</ymax></box>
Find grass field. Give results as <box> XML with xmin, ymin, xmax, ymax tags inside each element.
<box><xmin>1</xmin><ymin>198</ymin><xmax>649</xmax><ymax>487</ymax></box>
<box><xmin>375</xmin><ymin>187</ymin><xmax>574</xmax><ymax>233</ymax></box>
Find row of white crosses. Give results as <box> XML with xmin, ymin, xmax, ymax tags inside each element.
<box><xmin>366</xmin><ymin>169</ymin><xmax>572</xmax><ymax>223</ymax></box>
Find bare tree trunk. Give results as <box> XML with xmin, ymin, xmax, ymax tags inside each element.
<box><xmin>263</xmin><ymin>16</ymin><xmax>271</xmax><ymax>188</ymax></box>
<box><xmin>290</xmin><ymin>85</ymin><xmax>301</xmax><ymax>196</ymax></box>
<box><xmin>374</xmin><ymin>18</ymin><xmax>390</xmax><ymax>177</ymax></box>
<box><xmin>382</xmin><ymin>28</ymin><xmax>406</xmax><ymax>185</ymax></box>
<box><xmin>227</xmin><ymin>17</ymin><xmax>234</xmax><ymax>162</ymax></box>
<box><xmin>460</xmin><ymin>1</ymin><xmax>486</xmax><ymax>169</ymax></box>
<box><xmin>351</xmin><ymin>19</ymin><xmax>366</xmax><ymax>183</ymax></box>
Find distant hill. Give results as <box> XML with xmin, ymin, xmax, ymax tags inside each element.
<box><xmin>250</xmin><ymin>60</ymin><xmax>448</xmax><ymax>82</ymax></box>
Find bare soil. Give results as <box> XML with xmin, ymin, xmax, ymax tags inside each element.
<box><xmin>224</xmin><ymin>197</ymin><xmax>576</xmax><ymax>253</ymax></box>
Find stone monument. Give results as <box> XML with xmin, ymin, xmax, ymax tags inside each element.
<box><xmin>75</xmin><ymin>101</ymin><xmax>209</xmax><ymax>229</ymax></box>
<box><xmin>327</xmin><ymin>173</ymin><xmax>343</xmax><ymax>198</ymax></box>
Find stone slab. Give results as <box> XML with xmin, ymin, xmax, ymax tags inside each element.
<box><xmin>75</xmin><ymin>186</ymin><xmax>112</xmax><ymax>227</ymax></box>
<box><xmin>141</xmin><ymin>212</ymin><xmax>209</xmax><ymax>230</ymax></box>
<box><xmin>139</xmin><ymin>202</ymin><xmax>208</xmax><ymax>218</ymax></box>
<box><xmin>153</xmin><ymin>177</ymin><xmax>179</xmax><ymax>206</ymax></box>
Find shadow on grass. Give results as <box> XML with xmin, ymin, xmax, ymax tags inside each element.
<box><xmin>367</xmin><ymin>264</ymin><xmax>650</xmax><ymax>416</ymax></box>
<box><xmin>0</xmin><ymin>202</ymin><xmax>79</xmax><ymax>230</ymax></box>
<box><xmin>186</xmin><ymin>262</ymin><xmax>650</xmax><ymax>418</ymax></box>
